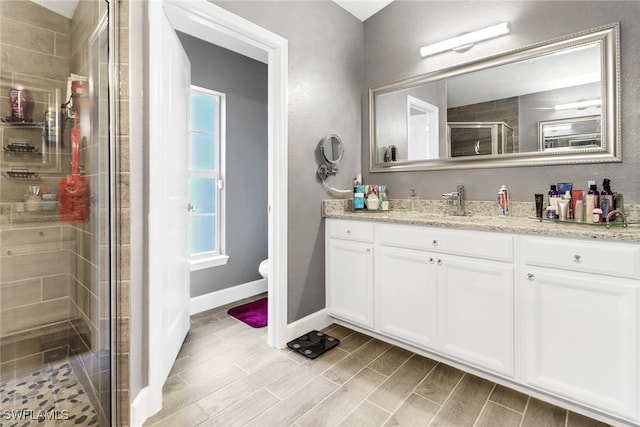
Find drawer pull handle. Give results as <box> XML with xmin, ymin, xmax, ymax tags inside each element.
<box><xmin>437</xmin><ymin>259</ymin><xmax>443</xmax><ymax>266</ymax></box>
<box><xmin>526</xmin><ymin>273</ymin><xmax>535</xmax><ymax>281</ymax></box>
<box><xmin>428</xmin><ymin>257</ymin><xmax>434</xmax><ymax>264</ymax></box>
<box><xmin>432</xmin><ymin>240</ymin><xmax>438</xmax><ymax>247</ymax></box>
<box><xmin>573</xmin><ymin>255</ymin><xmax>582</xmax><ymax>263</ymax></box>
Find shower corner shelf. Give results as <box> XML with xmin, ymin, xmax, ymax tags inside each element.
<box><xmin>3</xmin><ymin>168</ymin><xmax>40</xmax><ymax>180</ymax></box>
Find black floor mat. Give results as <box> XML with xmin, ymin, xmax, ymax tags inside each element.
<box><xmin>287</xmin><ymin>330</ymin><xmax>340</xmax><ymax>359</ymax></box>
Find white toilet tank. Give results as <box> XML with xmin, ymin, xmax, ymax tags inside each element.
<box><xmin>259</xmin><ymin>259</ymin><xmax>269</xmax><ymax>279</ymax></box>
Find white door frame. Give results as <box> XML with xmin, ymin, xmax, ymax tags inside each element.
<box><xmin>143</xmin><ymin>0</ymin><xmax>288</xmax><ymax>423</ymax></box>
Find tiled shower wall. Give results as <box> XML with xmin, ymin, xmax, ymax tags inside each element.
<box><xmin>0</xmin><ymin>1</ymin><xmax>111</xmax><ymax>424</ymax></box>
<box><xmin>0</xmin><ymin>0</ymin><xmax>74</xmax><ymax>375</ymax></box>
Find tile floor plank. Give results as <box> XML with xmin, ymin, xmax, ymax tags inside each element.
<box><xmin>475</xmin><ymin>401</ymin><xmax>523</xmax><ymax>427</ymax></box>
<box><xmin>383</xmin><ymin>393</ymin><xmax>439</xmax><ymax>426</ymax></box>
<box><xmin>367</xmin><ymin>354</ymin><xmax>437</xmax><ymax>412</ymax></box>
<box><xmin>200</xmin><ymin>388</ymin><xmax>280</xmax><ymax>427</ymax></box>
<box><xmin>429</xmin><ymin>374</ymin><xmax>494</xmax><ymax>427</ymax></box>
<box><xmin>414</xmin><ymin>362</ymin><xmax>465</xmax><ymax>405</ymax></box>
<box><xmin>296</xmin><ymin>367</ymin><xmax>387</xmax><ymax>427</ymax></box>
<box><xmin>147</xmin><ymin>302</ymin><xmax>614</xmax><ymax>427</ymax></box>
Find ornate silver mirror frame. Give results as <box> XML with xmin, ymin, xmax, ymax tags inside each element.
<box><xmin>369</xmin><ymin>23</ymin><xmax>620</xmax><ymax>172</ymax></box>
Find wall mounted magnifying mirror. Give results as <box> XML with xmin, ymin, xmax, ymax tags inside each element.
<box><xmin>369</xmin><ymin>23</ymin><xmax>620</xmax><ymax>172</ymax></box>
<box><xmin>317</xmin><ymin>134</ymin><xmax>345</xmax><ymax>180</ymax></box>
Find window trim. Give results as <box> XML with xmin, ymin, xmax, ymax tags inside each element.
<box><xmin>188</xmin><ymin>85</ymin><xmax>227</xmax><ymax>269</ymax></box>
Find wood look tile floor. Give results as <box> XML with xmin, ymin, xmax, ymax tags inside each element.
<box><xmin>144</xmin><ymin>294</ymin><xmax>611</xmax><ymax>427</ymax></box>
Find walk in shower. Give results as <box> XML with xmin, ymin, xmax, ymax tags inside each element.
<box><xmin>0</xmin><ymin>1</ymin><xmax>113</xmax><ymax>425</ymax></box>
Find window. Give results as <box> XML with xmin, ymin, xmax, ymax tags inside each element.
<box><xmin>188</xmin><ymin>86</ymin><xmax>228</xmax><ymax>269</ymax></box>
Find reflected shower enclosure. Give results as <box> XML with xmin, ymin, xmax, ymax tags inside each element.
<box><xmin>0</xmin><ymin>1</ymin><xmax>112</xmax><ymax>425</ymax></box>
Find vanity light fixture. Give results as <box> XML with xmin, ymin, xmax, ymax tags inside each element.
<box><xmin>420</xmin><ymin>22</ymin><xmax>511</xmax><ymax>57</ymax></box>
<box><xmin>554</xmin><ymin>99</ymin><xmax>601</xmax><ymax>111</ymax></box>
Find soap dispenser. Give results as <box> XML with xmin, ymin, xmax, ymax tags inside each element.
<box><xmin>409</xmin><ymin>188</ymin><xmax>418</xmax><ymax>213</ymax></box>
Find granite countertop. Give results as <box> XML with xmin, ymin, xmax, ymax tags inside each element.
<box><xmin>322</xmin><ymin>199</ymin><xmax>640</xmax><ymax>243</ymax></box>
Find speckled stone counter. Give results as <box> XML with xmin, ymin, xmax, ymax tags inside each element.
<box><xmin>322</xmin><ymin>199</ymin><xmax>640</xmax><ymax>243</ymax></box>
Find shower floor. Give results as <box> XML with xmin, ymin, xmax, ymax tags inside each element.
<box><xmin>0</xmin><ymin>360</ymin><xmax>98</xmax><ymax>426</ymax></box>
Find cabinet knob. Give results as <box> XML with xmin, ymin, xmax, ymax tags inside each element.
<box><xmin>432</xmin><ymin>239</ymin><xmax>438</xmax><ymax>247</ymax></box>
<box><xmin>573</xmin><ymin>254</ymin><xmax>582</xmax><ymax>263</ymax></box>
<box><xmin>526</xmin><ymin>273</ymin><xmax>535</xmax><ymax>281</ymax></box>
<box><xmin>428</xmin><ymin>257</ymin><xmax>434</xmax><ymax>264</ymax></box>
<box><xmin>437</xmin><ymin>259</ymin><xmax>443</xmax><ymax>266</ymax></box>
<box><xmin>365</xmin><ymin>248</ymin><xmax>371</xmax><ymax>254</ymax></box>
<box><xmin>346</xmin><ymin>230</ymin><xmax>351</xmax><ymax>235</ymax></box>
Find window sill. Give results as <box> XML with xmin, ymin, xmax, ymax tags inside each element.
<box><xmin>189</xmin><ymin>255</ymin><xmax>230</xmax><ymax>271</ymax></box>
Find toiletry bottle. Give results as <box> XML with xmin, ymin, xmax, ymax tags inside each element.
<box><xmin>379</xmin><ymin>185</ymin><xmax>389</xmax><ymax>211</ymax></box>
<box><xmin>600</xmin><ymin>178</ymin><xmax>614</xmax><ymax>218</ymax></box>
<box><xmin>498</xmin><ymin>184</ymin><xmax>509</xmax><ymax>216</ymax></box>
<box><xmin>409</xmin><ymin>188</ymin><xmax>418</xmax><ymax>213</ymax></box>
<box><xmin>557</xmin><ymin>192</ymin><xmax>570</xmax><ymax>221</ymax></box>
<box><xmin>353</xmin><ymin>185</ymin><xmax>365</xmax><ymax>210</ymax></box>
<box><xmin>593</xmin><ymin>207</ymin><xmax>603</xmax><ymax>223</ymax></box>
<box><xmin>548</xmin><ymin>185</ymin><xmax>559</xmax><ymax>218</ymax></box>
<box><xmin>586</xmin><ymin>184</ymin><xmax>599</xmax><ymax>221</ymax></box>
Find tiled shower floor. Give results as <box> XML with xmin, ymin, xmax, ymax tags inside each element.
<box><xmin>0</xmin><ymin>360</ymin><xmax>97</xmax><ymax>426</ymax></box>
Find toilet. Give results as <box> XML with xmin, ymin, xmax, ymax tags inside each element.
<box><xmin>259</xmin><ymin>259</ymin><xmax>269</xmax><ymax>279</ymax></box>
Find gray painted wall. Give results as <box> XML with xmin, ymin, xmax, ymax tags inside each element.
<box><xmin>214</xmin><ymin>1</ymin><xmax>364</xmax><ymax>322</ymax></box>
<box><xmin>177</xmin><ymin>32</ymin><xmax>269</xmax><ymax>298</ymax></box>
<box><xmin>363</xmin><ymin>1</ymin><xmax>640</xmax><ymax>203</ymax></box>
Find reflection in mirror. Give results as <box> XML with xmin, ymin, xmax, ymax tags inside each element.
<box><xmin>320</xmin><ymin>134</ymin><xmax>344</xmax><ymax>165</ymax></box>
<box><xmin>370</xmin><ymin>23</ymin><xmax>620</xmax><ymax>171</ymax></box>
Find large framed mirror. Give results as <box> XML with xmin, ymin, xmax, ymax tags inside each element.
<box><xmin>369</xmin><ymin>23</ymin><xmax>620</xmax><ymax>172</ymax></box>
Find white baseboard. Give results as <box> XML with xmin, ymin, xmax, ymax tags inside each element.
<box><xmin>190</xmin><ymin>278</ymin><xmax>267</xmax><ymax>315</ymax></box>
<box><xmin>130</xmin><ymin>386</ymin><xmax>153</xmax><ymax>427</ymax></box>
<box><xmin>286</xmin><ymin>308</ymin><xmax>333</xmax><ymax>343</ymax></box>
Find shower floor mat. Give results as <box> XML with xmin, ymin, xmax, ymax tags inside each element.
<box><xmin>228</xmin><ymin>297</ymin><xmax>268</xmax><ymax>328</ymax></box>
<box><xmin>0</xmin><ymin>360</ymin><xmax>98</xmax><ymax>426</ymax></box>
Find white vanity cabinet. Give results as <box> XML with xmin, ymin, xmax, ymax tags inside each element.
<box><xmin>325</xmin><ymin>217</ymin><xmax>640</xmax><ymax>425</ymax></box>
<box><xmin>375</xmin><ymin>223</ymin><xmax>514</xmax><ymax>376</ymax></box>
<box><xmin>325</xmin><ymin>219</ymin><xmax>374</xmax><ymax>328</ymax></box>
<box><xmin>521</xmin><ymin>236</ymin><xmax>640</xmax><ymax>420</ymax></box>
<box><xmin>375</xmin><ymin>245</ymin><xmax>438</xmax><ymax>349</ymax></box>
<box><xmin>436</xmin><ymin>253</ymin><xmax>514</xmax><ymax>377</ymax></box>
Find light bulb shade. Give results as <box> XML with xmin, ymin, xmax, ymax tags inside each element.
<box><xmin>420</xmin><ymin>22</ymin><xmax>511</xmax><ymax>57</ymax></box>
<box><xmin>554</xmin><ymin>99</ymin><xmax>601</xmax><ymax>110</ymax></box>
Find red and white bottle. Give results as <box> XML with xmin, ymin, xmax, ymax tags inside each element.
<box><xmin>498</xmin><ymin>184</ymin><xmax>509</xmax><ymax>216</ymax></box>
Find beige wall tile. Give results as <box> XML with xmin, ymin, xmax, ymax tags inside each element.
<box><xmin>1</xmin><ymin>298</ymin><xmax>71</xmax><ymax>335</ymax></box>
<box><xmin>0</xmin><ymin>278</ymin><xmax>41</xmax><ymax>309</ymax></box>
<box><xmin>1</xmin><ymin>250</ymin><xmax>70</xmax><ymax>282</ymax></box>
<box><xmin>1</xmin><ymin>17</ymin><xmax>56</xmax><ymax>54</ymax></box>
<box><xmin>42</xmin><ymin>274</ymin><xmax>70</xmax><ymax>300</ymax></box>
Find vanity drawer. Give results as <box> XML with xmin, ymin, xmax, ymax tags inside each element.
<box><xmin>523</xmin><ymin>237</ymin><xmax>640</xmax><ymax>279</ymax></box>
<box><xmin>377</xmin><ymin>223</ymin><xmax>513</xmax><ymax>262</ymax></box>
<box><xmin>327</xmin><ymin>219</ymin><xmax>374</xmax><ymax>243</ymax></box>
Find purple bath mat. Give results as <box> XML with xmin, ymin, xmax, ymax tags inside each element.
<box><xmin>228</xmin><ymin>297</ymin><xmax>267</xmax><ymax>328</ymax></box>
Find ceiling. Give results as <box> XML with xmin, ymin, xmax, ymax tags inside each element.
<box><xmin>332</xmin><ymin>0</ymin><xmax>394</xmax><ymax>21</ymax></box>
<box><xmin>31</xmin><ymin>0</ymin><xmax>78</xmax><ymax>19</ymax></box>
<box><xmin>34</xmin><ymin>0</ymin><xmax>392</xmax><ymax>22</ymax></box>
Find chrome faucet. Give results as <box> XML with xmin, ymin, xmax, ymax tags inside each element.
<box><xmin>442</xmin><ymin>185</ymin><xmax>465</xmax><ymax>216</ymax></box>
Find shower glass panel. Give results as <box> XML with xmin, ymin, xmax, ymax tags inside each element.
<box><xmin>0</xmin><ymin>1</ymin><xmax>112</xmax><ymax>425</ymax></box>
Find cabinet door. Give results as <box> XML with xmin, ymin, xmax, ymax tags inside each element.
<box><xmin>376</xmin><ymin>246</ymin><xmax>437</xmax><ymax>348</ymax></box>
<box><xmin>522</xmin><ymin>267</ymin><xmax>638</xmax><ymax>419</ymax></box>
<box><xmin>326</xmin><ymin>239</ymin><xmax>374</xmax><ymax>328</ymax></box>
<box><xmin>437</xmin><ymin>254</ymin><xmax>514</xmax><ymax>377</ymax></box>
